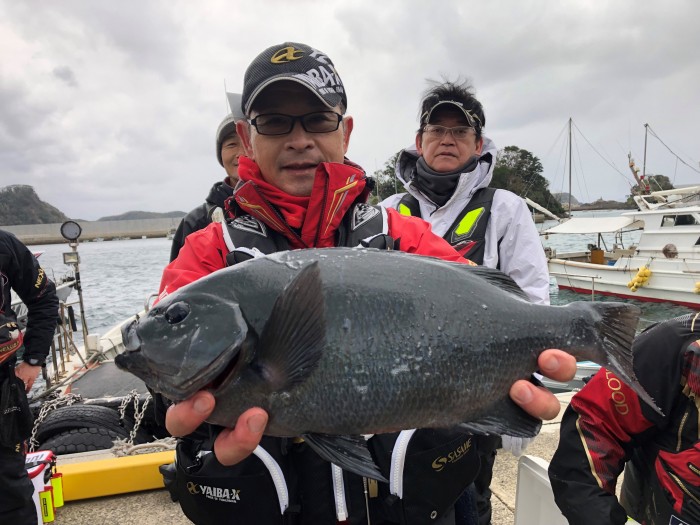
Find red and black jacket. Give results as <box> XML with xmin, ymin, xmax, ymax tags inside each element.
<box><xmin>549</xmin><ymin>314</ymin><xmax>700</xmax><ymax>525</ymax></box>
<box><xmin>160</xmin><ymin>157</ymin><xmax>470</xmax><ymax>298</ymax></box>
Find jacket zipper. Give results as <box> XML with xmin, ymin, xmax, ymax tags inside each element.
<box><xmin>331</xmin><ymin>464</ymin><xmax>348</xmax><ymax>521</ymax></box>
<box><xmin>313</xmin><ymin>175</ymin><xmax>330</xmax><ymax>247</ymax></box>
<box><xmin>390</xmin><ymin>429</ymin><xmax>416</xmax><ymax>497</ymax></box>
<box><xmin>669</xmin><ymin>471</ymin><xmax>700</xmax><ymax>505</ymax></box>
<box><xmin>677</xmin><ymin>390</ymin><xmax>697</xmax><ymax>452</ymax></box>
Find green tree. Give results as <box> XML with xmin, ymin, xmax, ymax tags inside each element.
<box><xmin>369</xmin><ymin>151</ymin><xmax>404</xmax><ymax>204</ymax></box>
<box><xmin>625</xmin><ymin>174</ymin><xmax>674</xmax><ymax>205</ymax></box>
<box><xmin>493</xmin><ymin>146</ymin><xmax>565</xmax><ymax>215</ymax></box>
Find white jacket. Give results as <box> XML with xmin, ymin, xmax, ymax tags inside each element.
<box><xmin>380</xmin><ymin>137</ymin><xmax>550</xmax><ymax>305</ymax></box>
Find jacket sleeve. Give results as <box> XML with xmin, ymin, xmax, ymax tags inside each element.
<box><xmin>489</xmin><ymin>193</ymin><xmax>550</xmax><ymax>304</ymax></box>
<box><xmin>548</xmin><ymin>320</ymin><xmax>687</xmax><ymax>524</ymax></box>
<box><xmin>0</xmin><ymin>231</ymin><xmax>59</xmax><ymax>364</ymax></box>
<box><xmin>169</xmin><ymin>219</ymin><xmax>187</xmax><ymax>263</ymax></box>
<box><xmin>158</xmin><ymin>222</ymin><xmax>229</xmax><ymax>300</ymax></box>
<box><xmin>169</xmin><ymin>204</ymin><xmax>212</xmax><ymax>263</ymax></box>
<box><xmin>385</xmin><ymin>208</ymin><xmax>473</xmax><ymax>264</ymax></box>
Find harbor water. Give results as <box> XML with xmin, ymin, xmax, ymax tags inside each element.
<box><xmin>28</xmin><ymin>210</ymin><xmax>695</xmax><ymax>343</ymax></box>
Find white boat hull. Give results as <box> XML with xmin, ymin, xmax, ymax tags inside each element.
<box><xmin>548</xmin><ymin>257</ymin><xmax>700</xmax><ymax>308</ymax></box>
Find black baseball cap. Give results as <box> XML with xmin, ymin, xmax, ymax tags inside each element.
<box><xmin>241</xmin><ymin>42</ymin><xmax>347</xmax><ymax>116</ymax></box>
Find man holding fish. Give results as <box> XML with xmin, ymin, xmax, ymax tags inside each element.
<box><xmin>123</xmin><ymin>42</ymin><xmax>584</xmax><ymax>524</ymax></box>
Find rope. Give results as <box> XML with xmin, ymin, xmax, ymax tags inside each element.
<box><xmin>111</xmin><ymin>437</ymin><xmax>177</xmax><ymax>457</ymax></box>
<box><xmin>647</xmin><ymin>126</ymin><xmax>700</xmax><ymax>174</ymax></box>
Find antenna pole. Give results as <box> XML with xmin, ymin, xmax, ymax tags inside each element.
<box><xmin>568</xmin><ymin>117</ymin><xmax>572</xmax><ymax>215</ymax></box>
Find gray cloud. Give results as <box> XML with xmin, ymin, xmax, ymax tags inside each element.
<box><xmin>1</xmin><ymin>0</ymin><xmax>698</xmax><ymax>220</ymax></box>
<box><xmin>53</xmin><ymin>66</ymin><xmax>78</xmax><ymax>87</ymax></box>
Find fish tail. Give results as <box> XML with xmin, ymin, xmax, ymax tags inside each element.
<box><xmin>566</xmin><ymin>302</ymin><xmax>663</xmax><ymax>416</ymax></box>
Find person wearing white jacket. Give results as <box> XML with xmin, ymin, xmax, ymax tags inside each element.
<box><xmin>380</xmin><ymin>80</ymin><xmax>550</xmax><ymax>525</ymax></box>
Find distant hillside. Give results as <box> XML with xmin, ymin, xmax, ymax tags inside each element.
<box><xmin>0</xmin><ymin>185</ymin><xmax>70</xmax><ymax>226</ymax></box>
<box><xmin>552</xmin><ymin>192</ymin><xmax>580</xmax><ymax>206</ymax></box>
<box><xmin>98</xmin><ymin>210</ymin><xmax>186</xmax><ymax>221</ymax></box>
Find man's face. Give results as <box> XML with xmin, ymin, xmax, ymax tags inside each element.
<box><xmin>237</xmin><ymin>82</ymin><xmax>353</xmax><ymax>197</ymax></box>
<box><xmin>416</xmin><ymin>106</ymin><xmax>483</xmax><ymax>173</ymax></box>
<box><xmin>221</xmin><ymin>133</ymin><xmax>243</xmax><ymax>183</ymax></box>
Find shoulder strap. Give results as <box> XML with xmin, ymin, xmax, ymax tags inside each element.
<box><xmin>445</xmin><ymin>187</ymin><xmax>497</xmax><ymax>265</ymax></box>
<box><xmin>339</xmin><ymin>204</ymin><xmax>395</xmax><ymax>250</ymax></box>
<box><xmin>397</xmin><ymin>194</ymin><xmax>422</xmax><ymax>218</ymax></box>
<box><xmin>223</xmin><ymin>215</ymin><xmax>289</xmax><ymax>266</ymax></box>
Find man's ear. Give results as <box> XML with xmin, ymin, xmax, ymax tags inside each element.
<box><xmin>475</xmin><ymin>137</ymin><xmax>484</xmax><ymax>155</ymax></box>
<box><xmin>342</xmin><ymin>115</ymin><xmax>354</xmax><ymax>153</ymax></box>
<box><xmin>415</xmin><ymin>133</ymin><xmax>423</xmax><ymax>155</ymax></box>
<box><xmin>237</xmin><ymin>120</ymin><xmax>254</xmax><ymax>159</ymax></box>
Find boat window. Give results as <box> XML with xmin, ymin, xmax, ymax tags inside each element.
<box><xmin>661</xmin><ymin>214</ymin><xmax>698</xmax><ymax>226</ymax></box>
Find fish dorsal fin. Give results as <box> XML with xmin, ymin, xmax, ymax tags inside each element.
<box><xmin>255</xmin><ymin>262</ymin><xmax>326</xmax><ymax>391</ymax></box>
<box><xmin>457</xmin><ymin>396</ymin><xmax>542</xmax><ymax>438</ymax></box>
<box><xmin>462</xmin><ymin>265</ymin><xmax>530</xmax><ymax>301</ymax></box>
<box><xmin>302</xmin><ymin>433</ymin><xmax>387</xmax><ymax>482</ymax></box>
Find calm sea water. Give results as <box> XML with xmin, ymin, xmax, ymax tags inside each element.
<box><xmin>28</xmin><ymin>210</ymin><xmax>694</xmax><ymax>341</ymax></box>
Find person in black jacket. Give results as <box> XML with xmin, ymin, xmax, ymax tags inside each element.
<box><xmin>549</xmin><ymin>313</ymin><xmax>700</xmax><ymax>525</ymax></box>
<box><xmin>169</xmin><ymin>93</ymin><xmax>245</xmax><ymax>261</ymax></box>
<box><xmin>0</xmin><ymin>229</ymin><xmax>58</xmax><ymax>524</ymax></box>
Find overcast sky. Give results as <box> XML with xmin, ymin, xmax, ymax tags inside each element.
<box><xmin>1</xmin><ymin>0</ymin><xmax>698</xmax><ymax>220</ymax></box>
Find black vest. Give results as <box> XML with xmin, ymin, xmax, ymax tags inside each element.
<box><xmin>397</xmin><ymin>187</ymin><xmax>496</xmax><ymax>266</ymax></box>
<box><xmin>223</xmin><ymin>203</ymin><xmax>395</xmax><ymax>266</ymax></box>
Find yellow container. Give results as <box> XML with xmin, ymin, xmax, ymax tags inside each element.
<box><xmin>39</xmin><ymin>486</ymin><xmax>55</xmax><ymax>523</ymax></box>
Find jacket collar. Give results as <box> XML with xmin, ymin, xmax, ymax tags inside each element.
<box><xmin>233</xmin><ymin>157</ymin><xmax>370</xmax><ymax>248</ymax></box>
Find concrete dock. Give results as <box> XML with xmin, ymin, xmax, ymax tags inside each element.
<box><xmin>54</xmin><ymin>394</ymin><xmax>574</xmax><ymax>525</ymax></box>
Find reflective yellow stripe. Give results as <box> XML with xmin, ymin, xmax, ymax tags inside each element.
<box><xmin>398</xmin><ymin>203</ymin><xmax>413</xmax><ymax>216</ymax></box>
<box><xmin>454</xmin><ymin>207</ymin><xmax>485</xmax><ymax>237</ymax></box>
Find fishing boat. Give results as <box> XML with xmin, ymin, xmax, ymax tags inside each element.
<box><xmin>545</xmin><ymin>186</ymin><xmax>700</xmax><ymax>308</ymax></box>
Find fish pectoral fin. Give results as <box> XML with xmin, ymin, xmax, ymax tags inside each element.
<box><xmin>302</xmin><ymin>433</ymin><xmax>387</xmax><ymax>483</ymax></box>
<box><xmin>457</xmin><ymin>397</ymin><xmax>542</xmax><ymax>438</ymax></box>
<box><xmin>256</xmin><ymin>262</ymin><xmax>326</xmax><ymax>391</ymax></box>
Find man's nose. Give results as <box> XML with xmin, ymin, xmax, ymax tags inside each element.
<box><xmin>440</xmin><ymin>131</ymin><xmax>456</xmax><ymax>145</ymax></box>
<box><xmin>286</xmin><ymin>120</ymin><xmax>314</xmax><ymax>148</ymax></box>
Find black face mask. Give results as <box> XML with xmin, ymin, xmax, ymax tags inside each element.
<box><xmin>412</xmin><ymin>156</ymin><xmax>479</xmax><ymax>208</ymax></box>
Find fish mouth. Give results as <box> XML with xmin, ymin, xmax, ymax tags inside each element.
<box><xmin>206</xmin><ymin>332</ymin><xmax>256</xmax><ymax>395</ymax></box>
<box><xmin>118</xmin><ymin>318</ymin><xmax>246</xmax><ymax>400</ymax></box>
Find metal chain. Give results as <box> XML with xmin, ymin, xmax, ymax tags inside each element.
<box><xmin>29</xmin><ymin>393</ymin><xmax>83</xmax><ymax>452</ymax></box>
<box><xmin>117</xmin><ymin>389</ymin><xmax>152</xmax><ymax>445</ymax></box>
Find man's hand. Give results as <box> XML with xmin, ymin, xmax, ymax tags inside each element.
<box><xmin>510</xmin><ymin>349</ymin><xmax>577</xmax><ymax>420</ymax></box>
<box><xmin>166</xmin><ymin>349</ymin><xmax>577</xmax><ymax>467</ymax></box>
<box><xmin>14</xmin><ymin>362</ymin><xmax>41</xmax><ymax>393</ymax></box>
<box><xmin>166</xmin><ymin>391</ymin><xmax>268</xmax><ymax>466</ymax></box>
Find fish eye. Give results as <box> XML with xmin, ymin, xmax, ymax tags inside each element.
<box><xmin>164</xmin><ymin>302</ymin><xmax>190</xmax><ymax>324</ymax></box>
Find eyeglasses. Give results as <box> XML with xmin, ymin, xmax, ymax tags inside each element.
<box><xmin>422</xmin><ymin>125</ymin><xmax>476</xmax><ymax>141</ymax></box>
<box><xmin>248</xmin><ymin>111</ymin><xmax>343</xmax><ymax>136</ymax></box>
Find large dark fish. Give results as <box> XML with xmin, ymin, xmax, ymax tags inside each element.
<box><xmin>115</xmin><ymin>247</ymin><xmax>659</xmax><ymax>480</ymax></box>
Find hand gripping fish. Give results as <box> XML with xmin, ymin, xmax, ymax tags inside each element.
<box><xmin>115</xmin><ymin>247</ymin><xmax>660</xmax><ymax>480</ymax></box>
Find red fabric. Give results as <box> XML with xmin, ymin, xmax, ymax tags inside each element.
<box><xmin>160</xmin><ymin>157</ymin><xmax>469</xmax><ymax>299</ymax></box>
<box><xmin>568</xmin><ymin>369</ymin><xmax>655</xmax><ymax>492</ymax></box>
<box><xmin>655</xmin><ymin>445</ymin><xmax>700</xmax><ymax>514</ymax></box>
<box><xmin>237</xmin><ymin>157</ymin><xmax>310</xmax><ymax>229</ymax></box>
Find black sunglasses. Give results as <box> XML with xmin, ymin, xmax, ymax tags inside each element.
<box><xmin>248</xmin><ymin>111</ymin><xmax>343</xmax><ymax>136</ymax></box>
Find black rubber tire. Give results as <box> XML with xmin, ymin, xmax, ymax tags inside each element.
<box><xmin>38</xmin><ymin>427</ymin><xmax>127</xmax><ymax>454</ymax></box>
<box><xmin>35</xmin><ymin>404</ymin><xmax>151</xmax><ymax>444</ymax></box>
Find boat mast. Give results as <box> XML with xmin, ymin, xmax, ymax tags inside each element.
<box><xmin>568</xmin><ymin>117</ymin><xmax>572</xmax><ymax>215</ymax></box>
<box><xmin>642</xmin><ymin>123</ymin><xmax>649</xmax><ymax>193</ymax></box>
